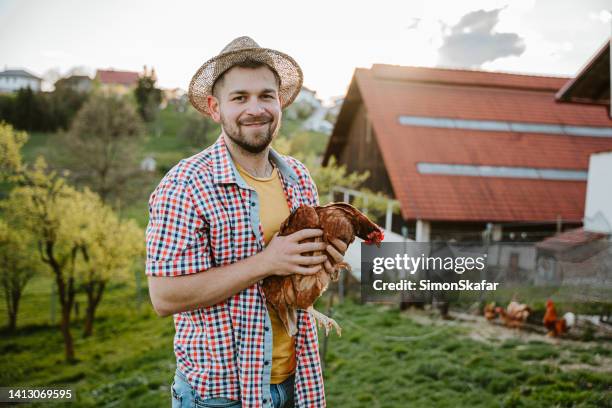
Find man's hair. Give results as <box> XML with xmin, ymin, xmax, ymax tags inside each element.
<box><xmin>212</xmin><ymin>58</ymin><xmax>282</xmax><ymax>97</ymax></box>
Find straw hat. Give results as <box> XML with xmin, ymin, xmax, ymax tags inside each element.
<box><xmin>188</xmin><ymin>36</ymin><xmax>303</xmax><ymax>116</ymax></box>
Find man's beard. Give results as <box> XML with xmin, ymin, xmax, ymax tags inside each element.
<box><xmin>221</xmin><ymin>112</ymin><xmax>279</xmax><ymax>154</ymax></box>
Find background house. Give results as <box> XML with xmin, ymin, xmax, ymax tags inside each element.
<box><xmin>555</xmin><ymin>40</ymin><xmax>612</xmax><ymax>235</ymax></box>
<box><xmin>531</xmin><ymin>41</ymin><xmax>612</xmax><ymax>287</ymax></box>
<box><xmin>54</xmin><ymin>74</ymin><xmax>92</xmax><ymax>93</ymax></box>
<box><xmin>95</xmin><ymin>68</ymin><xmax>139</xmax><ymax>95</ymax></box>
<box><xmin>0</xmin><ymin>68</ymin><xmax>42</xmax><ymax>93</ymax></box>
<box><xmin>160</xmin><ymin>87</ymin><xmax>186</xmax><ymax>110</ymax></box>
<box><xmin>285</xmin><ymin>87</ymin><xmax>334</xmax><ymax>134</ymax></box>
<box><xmin>324</xmin><ymin>63</ymin><xmax>612</xmax><ymax>242</ymax></box>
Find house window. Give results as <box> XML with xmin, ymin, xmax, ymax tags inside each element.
<box><xmin>416</xmin><ymin>162</ymin><xmax>588</xmax><ymax>181</ymax></box>
<box><xmin>398</xmin><ymin>115</ymin><xmax>612</xmax><ymax>138</ymax></box>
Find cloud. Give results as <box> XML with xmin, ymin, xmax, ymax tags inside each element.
<box><xmin>589</xmin><ymin>9</ymin><xmax>612</xmax><ymax>23</ymax></box>
<box><xmin>437</xmin><ymin>8</ymin><xmax>526</xmax><ymax>68</ymax></box>
<box><xmin>406</xmin><ymin>17</ymin><xmax>421</xmax><ymax>30</ymax></box>
<box><xmin>41</xmin><ymin>49</ymin><xmax>77</xmax><ymax>60</ymax></box>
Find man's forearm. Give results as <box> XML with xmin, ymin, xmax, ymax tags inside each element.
<box><xmin>148</xmin><ymin>251</ymin><xmax>270</xmax><ymax>316</ymax></box>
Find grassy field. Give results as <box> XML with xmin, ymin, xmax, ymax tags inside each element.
<box><xmin>323</xmin><ymin>302</ymin><xmax>611</xmax><ymax>407</ymax></box>
<box><xmin>1</xmin><ymin>274</ymin><xmax>610</xmax><ymax>407</ymax></box>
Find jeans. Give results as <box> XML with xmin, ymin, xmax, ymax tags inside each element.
<box><xmin>270</xmin><ymin>375</ymin><xmax>295</xmax><ymax>408</ymax></box>
<box><xmin>171</xmin><ymin>369</ymin><xmax>295</xmax><ymax>408</ymax></box>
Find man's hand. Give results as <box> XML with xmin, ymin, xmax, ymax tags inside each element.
<box><xmin>323</xmin><ymin>237</ymin><xmax>348</xmax><ymax>275</ymax></box>
<box><xmin>262</xmin><ymin>229</ymin><xmax>328</xmax><ymax>277</ymax></box>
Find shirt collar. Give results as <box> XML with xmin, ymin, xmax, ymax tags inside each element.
<box><xmin>211</xmin><ymin>134</ymin><xmax>299</xmax><ymax>186</ymax></box>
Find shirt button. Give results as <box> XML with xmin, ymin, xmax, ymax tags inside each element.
<box><xmin>251</xmin><ymin>201</ymin><xmax>256</xmax><ymax>207</ymax></box>
<box><xmin>264</xmin><ymin>326</ymin><xmax>270</xmax><ymax>332</ymax></box>
<box><xmin>264</xmin><ymin>360</ymin><xmax>270</xmax><ymax>366</ymax></box>
<box><xmin>263</xmin><ymin>398</ymin><xmax>268</xmax><ymax>404</ymax></box>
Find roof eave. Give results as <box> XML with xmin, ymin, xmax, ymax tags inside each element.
<box><xmin>555</xmin><ymin>40</ymin><xmax>610</xmax><ymax>104</ymax></box>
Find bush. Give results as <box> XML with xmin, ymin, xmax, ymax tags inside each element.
<box><xmin>0</xmin><ymin>86</ymin><xmax>87</xmax><ymax>132</ymax></box>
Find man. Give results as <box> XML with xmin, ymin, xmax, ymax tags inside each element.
<box><xmin>145</xmin><ymin>37</ymin><xmax>346</xmax><ymax>408</ymax></box>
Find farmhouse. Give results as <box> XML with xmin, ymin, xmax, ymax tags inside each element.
<box><xmin>324</xmin><ymin>55</ymin><xmax>612</xmax><ymax>242</ymax></box>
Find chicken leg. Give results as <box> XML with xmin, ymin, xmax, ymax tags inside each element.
<box><xmin>330</xmin><ymin>262</ymin><xmax>350</xmax><ymax>282</ymax></box>
<box><xmin>307</xmin><ymin>306</ymin><xmax>342</xmax><ymax>336</ymax></box>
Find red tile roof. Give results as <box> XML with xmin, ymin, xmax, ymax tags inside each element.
<box><xmin>96</xmin><ymin>69</ymin><xmax>139</xmax><ymax>86</ymax></box>
<box><xmin>326</xmin><ymin>65</ymin><xmax>612</xmax><ymax>223</ymax></box>
<box><xmin>536</xmin><ymin>227</ymin><xmax>607</xmax><ymax>253</ymax></box>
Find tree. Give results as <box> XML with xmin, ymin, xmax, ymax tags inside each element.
<box><xmin>57</xmin><ymin>93</ymin><xmax>147</xmax><ymax>205</ymax></box>
<box><xmin>0</xmin><ymin>122</ymin><xmax>27</xmax><ymax>182</ymax></box>
<box><xmin>134</xmin><ymin>66</ymin><xmax>162</xmax><ymax>122</ymax></box>
<box><xmin>4</xmin><ymin>160</ymin><xmax>82</xmax><ymax>361</ymax></box>
<box><xmin>310</xmin><ymin>155</ymin><xmax>398</xmax><ymax>218</ymax></box>
<box><xmin>11</xmin><ymin>87</ymin><xmax>45</xmax><ymax>132</ymax></box>
<box><xmin>288</xmin><ymin>130</ymin><xmax>328</xmax><ymax>158</ymax></box>
<box><xmin>271</xmin><ymin>134</ymin><xmax>292</xmax><ymax>155</ymax></box>
<box><xmin>271</xmin><ymin>135</ymin><xmax>363</xmax><ymax>197</ymax></box>
<box><xmin>48</xmin><ymin>81</ymin><xmax>89</xmax><ymax>131</ymax></box>
<box><xmin>1</xmin><ymin>122</ymin><xmax>145</xmax><ymax>358</ymax></box>
<box><xmin>0</xmin><ymin>95</ymin><xmax>17</xmax><ymax>129</ymax></box>
<box><xmin>3</xmin><ymin>158</ymin><xmax>144</xmax><ymax>359</ymax></box>
<box><xmin>0</xmin><ymin>123</ymin><xmax>38</xmax><ymax>330</ymax></box>
<box><xmin>0</xmin><ymin>219</ymin><xmax>38</xmax><ymax>331</ymax></box>
<box><xmin>67</xmin><ymin>190</ymin><xmax>143</xmax><ymax>337</ymax></box>
<box><xmin>0</xmin><ymin>82</ymin><xmax>89</xmax><ymax>133</ymax></box>
<box><xmin>178</xmin><ymin>106</ymin><xmax>219</xmax><ymax>148</ymax></box>
<box><xmin>303</xmin><ymin>155</ymin><xmax>370</xmax><ymax>204</ymax></box>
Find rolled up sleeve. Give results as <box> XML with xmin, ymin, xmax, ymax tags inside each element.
<box><xmin>145</xmin><ymin>178</ymin><xmax>212</xmax><ymax>277</ymax></box>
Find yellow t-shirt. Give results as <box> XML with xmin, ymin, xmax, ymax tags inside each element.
<box><xmin>235</xmin><ymin>160</ymin><xmax>296</xmax><ymax>384</ymax></box>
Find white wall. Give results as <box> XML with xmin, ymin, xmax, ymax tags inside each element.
<box><xmin>584</xmin><ymin>151</ymin><xmax>612</xmax><ymax>234</ymax></box>
<box><xmin>0</xmin><ymin>76</ymin><xmax>41</xmax><ymax>92</ymax></box>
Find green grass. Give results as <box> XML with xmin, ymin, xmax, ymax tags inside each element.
<box><xmin>19</xmin><ymin>131</ymin><xmax>56</xmax><ymax>163</ymax></box>
<box><xmin>1</xmin><ymin>275</ymin><xmax>610</xmax><ymax>407</ymax></box>
<box><xmin>143</xmin><ymin>107</ymin><xmax>202</xmax><ymax>158</ymax></box>
<box><xmin>148</xmin><ymin>106</ymin><xmax>186</xmax><ymax>139</ymax></box>
<box><xmin>0</xmin><ymin>275</ymin><xmax>174</xmax><ymax>407</ymax></box>
<box><xmin>322</xmin><ymin>301</ymin><xmax>611</xmax><ymax>407</ymax></box>
<box><xmin>120</xmin><ymin>196</ymin><xmax>151</xmax><ymax>229</ymax></box>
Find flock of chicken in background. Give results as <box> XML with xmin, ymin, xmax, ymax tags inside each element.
<box><xmin>484</xmin><ymin>298</ymin><xmax>576</xmax><ymax>337</ymax></box>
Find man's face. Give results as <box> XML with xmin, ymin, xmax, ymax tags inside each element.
<box><xmin>208</xmin><ymin>65</ymin><xmax>281</xmax><ymax>154</ymax></box>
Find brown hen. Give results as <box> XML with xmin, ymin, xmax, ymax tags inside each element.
<box><xmin>262</xmin><ymin>202</ymin><xmax>384</xmax><ymax>336</ymax></box>
<box><xmin>495</xmin><ymin>300</ymin><xmax>531</xmax><ymax>329</ymax></box>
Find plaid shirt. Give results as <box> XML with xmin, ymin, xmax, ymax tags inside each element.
<box><xmin>145</xmin><ymin>134</ymin><xmax>325</xmax><ymax>407</ymax></box>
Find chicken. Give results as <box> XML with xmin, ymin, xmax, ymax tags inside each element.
<box><xmin>262</xmin><ymin>202</ymin><xmax>384</xmax><ymax>336</ymax></box>
<box><xmin>543</xmin><ymin>299</ymin><xmax>575</xmax><ymax>337</ymax></box>
<box><xmin>484</xmin><ymin>302</ymin><xmax>497</xmax><ymax>321</ymax></box>
<box><xmin>495</xmin><ymin>300</ymin><xmax>531</xmax><ymax>329</ymax></box>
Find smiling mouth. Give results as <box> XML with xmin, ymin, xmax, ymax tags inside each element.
<box><xmin>242</xmin><ymin>121</ymin><xmax>270</xmax><ymax>127</ymax></box>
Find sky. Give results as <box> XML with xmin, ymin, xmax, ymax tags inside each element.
<box><xmin>0</xmin><ymin>0</ymin><xmax>610</xmax><ymax>102</ymax></box>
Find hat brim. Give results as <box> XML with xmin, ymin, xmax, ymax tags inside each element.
<box><xmin>188</xmin><ymin>47</ymin><xmax>303</xmax><ymax>116</ymax></box>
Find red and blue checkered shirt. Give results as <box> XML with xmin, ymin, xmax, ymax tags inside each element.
<box><xmin>145</xmin><ymin>134</ymin><xmax>325</xmax><ymax>407</ymax></box>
